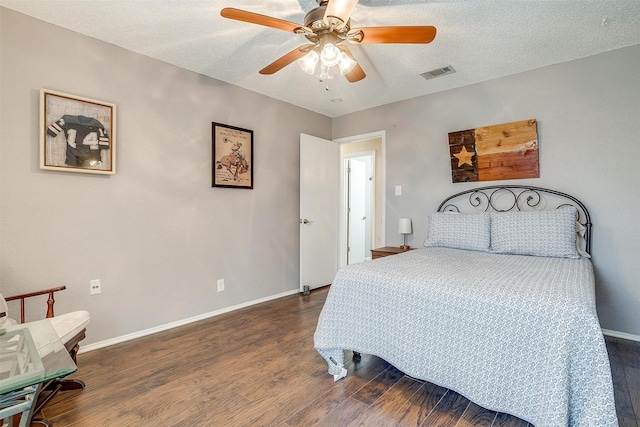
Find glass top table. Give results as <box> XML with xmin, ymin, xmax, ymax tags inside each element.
<box><xmin>1</xmin><ymin>319</ymin><xmax>77</xmax><ymax>425</ymax></box>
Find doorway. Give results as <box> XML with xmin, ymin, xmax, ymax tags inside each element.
<box><xmin>344</xmin><ymin>153</ymin><xmax>374</xmax><ymax>265</ymax></box>
<box><xmin>337</xmin><ymin>131</ymin><xmax>385</xmax><ymax>268</ymax></box>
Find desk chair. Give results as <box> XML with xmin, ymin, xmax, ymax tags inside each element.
<box><xmin>1</xmin><ymin>286</ymin><xmax>90</xmax><ymax>426</ymax></box>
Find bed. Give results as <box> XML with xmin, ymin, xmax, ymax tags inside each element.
<box><xmin>314</xmin><ymin>185</ymin><xmax>617</xmax><ymax>427</ymax></box>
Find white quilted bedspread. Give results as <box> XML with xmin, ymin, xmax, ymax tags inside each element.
<box><xmin>314</xmin><ymin>247</ymin><xmax>617</xmax><ymax>427</ymax></box>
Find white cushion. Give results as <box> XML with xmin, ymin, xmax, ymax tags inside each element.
<box><xmin>49</xmin><ymin>310</ymin><xmax>90</xmax><ymax>344</ymax></box>
<box><xmin>0</xmin><ymin>291</ymin><xmax>88</xmax><ymax>343</ymax></box>
<box><xmin>0</xmin><ymin>294</ymin><xmax>18</xmax><ymax>328</ymax></box>
<box><xmin>0</xmin><ymin>293</ymin><xmax>8</xmax><ymax>327</ymax></box>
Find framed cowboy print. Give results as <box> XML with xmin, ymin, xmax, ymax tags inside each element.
<box><xmin>212</xmin><ymin>122</ymin><xmax>253</xmax><ymax>189</ymax></box>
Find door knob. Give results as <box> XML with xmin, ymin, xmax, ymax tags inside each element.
<box><xmin>301</xmin><ymin>219</ymin><xmax>313</xmax><ymax>224</ymax></box>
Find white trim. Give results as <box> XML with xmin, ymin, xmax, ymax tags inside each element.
<box><xmin>78</xmin><ymin>292</ymin><xmax>639</xmax><ymax>353</ymax></box>
<box><xmin>78</xmin><ymin>289</ymin><xmax>300</xmax><ymax>354</ymax></box>
<box><xmin>602</xmin><ymin>328</ymin><xmax>640</xmax><ymax>342</ymax></box>
<box><xmin>334</xmin><ymin>130</ymin><xmax>386</xmax><ymax>144</ymax></box>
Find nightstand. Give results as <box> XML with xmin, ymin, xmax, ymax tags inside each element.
<box><xmin>371</xmin><ymin>246</ymin><xmax>413</xmax><ymax>260</ymax></box>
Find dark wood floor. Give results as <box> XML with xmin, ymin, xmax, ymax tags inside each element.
<box><xmin>39</xmin><ymin>287</ymin><xmax>639</xmax><ymax>426</ymax></box>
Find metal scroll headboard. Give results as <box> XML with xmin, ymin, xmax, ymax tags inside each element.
<box><xmin>437</xmin><ymin>185</ymin><xmax>592</xmax><ymax>254</ymax></box>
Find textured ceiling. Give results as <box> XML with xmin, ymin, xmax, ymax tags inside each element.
<box><xmin>2</xmin><ymin>0</ymin><xmax>639</xmax><ymax>117</ymax></box>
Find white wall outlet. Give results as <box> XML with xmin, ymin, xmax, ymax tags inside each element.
<box><xmin>395</xmin><ymin>185</ymin><xmax>402</xmax><ymax>196</ymax></box>
<box><xmin>217</xmin><ymin>279</ymin><xmax>225</xmax><ymax>292</ymax></box>
<box><xmin>90</xmin><ymin>279</ymin><xmax>102</xmax><ymax>295</ymax></box>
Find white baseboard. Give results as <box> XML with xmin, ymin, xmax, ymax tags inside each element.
<box><xmin>79</xmin><ymin>293</ymin><xmax>638</xmax><ymax>354</ymax></box>
<box><xmin>602</xmin><ymin>328</ymin><xmax>640</xmax><ymax>342</ymax></box>
<box><xmin>79</xmin><ymin>288</ymin><xmax>301</xmax><ymax>354</ymax></box>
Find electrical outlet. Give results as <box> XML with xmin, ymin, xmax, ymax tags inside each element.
<box><xmin>90</xmin><ymin>279</ymin><xmax>102</xmax><ymax>295</ymax></box>
<box><xmin>217</xmin><ymin>279</ymin><xmax>225</xmax><ymax>292</ymax></box>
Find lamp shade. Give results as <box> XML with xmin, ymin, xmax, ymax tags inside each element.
<box><xmin>320</xmin><ymin>43</ymin><xmax>341</xmax><ymax>67</ymax></box>
<box><xmin>338</xmin><ymin>52</ymin><xmax>357</xmax><ymax>75</ymax></box>
<box><xmin>398</xmin><ymin>217</ymin><xmax>412</xmax><ymax>234</ymax></box>
<box><xmin>323</xmin><ymin>0</ymin><xmax>358</xmax><ymax>28</ymax></box>
<box><xmin>298</xmin><ymin>50</ymin><xmax>319</xmax><ymax>75</ymax></box>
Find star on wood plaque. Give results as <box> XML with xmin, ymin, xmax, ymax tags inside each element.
<box><xmin>454</xmin><ymin>146</ymin><xmax>475</xmax><ymax>167</ymax></box>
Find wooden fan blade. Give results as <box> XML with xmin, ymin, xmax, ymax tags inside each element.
<box><xmin>259</xmin><ymin>45</ymin><xmax>314</xmax><ymax>75</ymax></box>
<box><xmin>338</xmin><ymin>46</ymin><xmax>366</xmax><ymax>83</ymax></box>
<box><xmin>221</xmin><ymin>8</ymin><xmax>303</xmax><ymax>33</ymax></box>
<box><xmin>352</xmin><ymin>26</ymin><xmax>436</xmax><ymax>44</ymax></box>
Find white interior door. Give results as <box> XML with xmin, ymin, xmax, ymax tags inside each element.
<box><xmin>347</xmin><ymin>158</ymin><xmax>367</xmax><ymax>264</ymax></box>
<box><xmin>300</xmin><ymin>134</ymin><xmax>338</xmax><ymax>292</ymax></box>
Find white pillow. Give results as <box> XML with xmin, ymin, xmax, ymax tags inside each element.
<box><xmin>490</xmin><ymin>207</ymin><xmax>580</xmax><ymax>258</ymax></box>
<box><xmin>576</xmin><ymin>221</ymin><xmax>591</xmax><ymax>258</ymax></box>
<box><xmin>424</xmin><ymin>212</ymin><xmax>491</xmax><ymax>252</ymax></box>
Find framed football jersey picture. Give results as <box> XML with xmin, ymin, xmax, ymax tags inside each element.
<box><xmin>40</xmin><ymin>89</ymin><xmax>116</xmax><ymax>174</ymax></box>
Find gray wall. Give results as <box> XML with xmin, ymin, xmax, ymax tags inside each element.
<box><xmin>333</xmin><ymin>44</ymin><xmax>640</xmax><ymax>336</ymax></box>
<box><xmin>0</xmin><ymin>8</ymin><xmax>331</xmax><ymax>345</ymax></box>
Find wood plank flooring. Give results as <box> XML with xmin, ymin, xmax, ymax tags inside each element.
<box><xmin>39</xmin><ymin>287</ymin><xmax>640</xmax><ymax>426</ymax></box>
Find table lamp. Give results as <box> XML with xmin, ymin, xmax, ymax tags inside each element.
<box><xmin>399</xmin><ymin>217</ymin><xmax>412</xmax><ymax>250</ymax></box>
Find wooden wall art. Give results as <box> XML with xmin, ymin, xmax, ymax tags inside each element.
<box><xmin>448</xmin><ymin>119</ymin><xmax>539</xmax><ymax>183</ymax></box>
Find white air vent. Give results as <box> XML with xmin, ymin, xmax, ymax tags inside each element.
<box><xmin>421</xmin><ymin>65</ymin><xmax>456</xmax><ymax>80</ymax></box>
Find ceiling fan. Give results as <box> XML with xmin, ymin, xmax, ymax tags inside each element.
<box><xmin>220</xmin><ymin>0</ymin><xmax>436</xmax><ymax>83</ymax></box>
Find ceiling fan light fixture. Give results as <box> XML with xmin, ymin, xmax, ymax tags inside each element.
<box><xmin>318</xmin><ymin>64</ymin><xmax>334</xmax><ymax>81</ymax></box>
<box><xmin>320</xmin><ymin>43</ymin><xmax>341</xmax><ymax>67</ymax></box>
<box><xmin>298</xmin><ymin>50</ymin><xmax>319</xmax><ymax>74</ymax></box>
<box><xmin>221</xmin><ymin>4</ymin><xmax>438</xmax><ymax>84</ymax></box>
<box><xmin>338</xmin><ymin>52</ymin><xmax>357</xmax><ymax>75</ymax></box>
